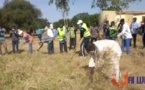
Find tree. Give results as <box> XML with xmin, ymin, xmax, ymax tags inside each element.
<box><xmin>0</xmin><ymin>0</ymin><xmax>42</xmax><ymax>31</ymax></box>
<box><xmin>91</xmin><ymin>0</ymin><xmax>142</xmax><ymax>10</ymax></box>
<box><xmin>91</xmin><ymin>0</ymin><xmax>142</xmax><ymax>20</ymax></box>
<box><xmin>48</xmin><ymin>0</ymin><xmax>70</xmax><ymax>27</ymax></box>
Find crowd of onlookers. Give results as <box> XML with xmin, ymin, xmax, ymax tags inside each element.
<box><xmin>0</xmin><ymin>17</ymin><xmax>145</xmax><ymax>56</ymax></box>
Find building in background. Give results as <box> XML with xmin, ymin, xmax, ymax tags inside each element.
<box><xmin>99</xmin><ymin>10</ymin><xmax>145</xmax><ymax>29</ymax></box>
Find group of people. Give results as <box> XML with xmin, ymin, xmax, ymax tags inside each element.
<box><xmin>1</xmin><ymin>18</ymin><xmax>145</xmax><ymax>82</ymax></box>
<box><xmin>103</xmin><ymin>17</ymin><xmax>145</xmax><ymax>55</ymax></box>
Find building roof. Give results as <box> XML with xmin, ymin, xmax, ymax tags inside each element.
<box><xmin>120</xmin><ymin>11</ymin><xmax>145</xmax><ymax>15</ymax></box>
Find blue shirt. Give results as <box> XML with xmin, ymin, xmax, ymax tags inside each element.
<box><xmin>0</xmin><ymin>28</ymin><xmax>5</xmax><ymax>40</ymax></box>
<box><xmin>37</xmin><ymin>28</ymin><xmax>42</xmax><ymax>35</ymax></box>
<box><xmin>54</xmin><ymin>28</ymin><xmax>67</xmax><ymax>43</ymax></box>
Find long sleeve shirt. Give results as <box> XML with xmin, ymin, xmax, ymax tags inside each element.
<box><xmin>117</xmin><ymin>23</ymin><xmax>132</xmax><ymax>39</ymax></box>
<box><xmin>130</xmin><ymin>22</ymin><xmax>140</xmax><ymax>34</ymax></box>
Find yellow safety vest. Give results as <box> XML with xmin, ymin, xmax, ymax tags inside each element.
<box><xmin>58</xmin><ymin>28</ymin><xmax>66</xmax><ymax>41</ymax></box>
<box><xmin>81</xmin><ymin>23</ymin><xmax>91</xmax><ymax>37</ymax></box>
<box><xmin>70</xmin><ymin>27</ymin><xmax>75</xmax><ymax>38</ymax></box>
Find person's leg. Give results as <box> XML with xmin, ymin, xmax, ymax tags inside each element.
<box><xmin>64</xmin><ymin>41</ymin><xmax>68</xmax><ymax>53</ymax></box>
<box><xmin>121</xmin><ymin>39</ymin><xmax>125</xmax><ymax>53</ymax></box>
<box><xmin>74</xmin><ymin>37</ymin><xmax>76</xmax><ymax>49</ymax></box>
<box><xmin>0</xmin><ymin>42</ymin><xmax>2</xmax><ymax>55</ymax></box>
<box><xmin>143</xmin><ymin>33</ymin><xmax>145</xmax><ymax>48</ymax></box>
<box><xmin>142</xmin><ymin>33</ymin><xmax>145</xmax><ymax>48</ymax></box>
<box><xmin>48</xmin><ymin>41</ymin><xmax>53</xmax><ymax>54</ymax></box>
<box><xmin>51</xmin><ymin>41</ymin><xmax>54</xmax><ymax>53</ymax></box>
<box><xmin>132</xmin><ymin>34</ymin><xmax>135</xmax><ymax>48</ymax></box>
<box><xmin>12</xmin><ymin>41</ymin><xmax>15</xmax><ymax>53</ymax></box>
<box><xmin>134</xmin><ymin>34</ymin><xmax>137</xmax><ymax>48</ymax></box>
<box><xmin>37</xmin><ymin>42</ymin><xmax>44</xmax><ymax>51</ymax></box>
<box><xmin>16</xmin><ymin>40</ymin><xmax>19</xmax><ymax>53</ymax></box>
<box><xmin>59</xmin><ymin>42</ymin><xmax>63</xmax><ymax>53</ymax></box>
<box><xmin>28</xmin><ymin>43</ymin><xmax>32</xmax><ymax>53</ymax></box>
<box><xmin>80</xmin><ymin>39</ymin><xmax>85</xmax><ymax>57</ymax></box>
<box><xmin>69</xmin><ymin>38</ymin><xmax>72</xmax><ymax>49</ymax></box>
<box><xmin>126</xmin><ymin>38</ymin><xmax>131</xmax><ymax>54</ymax></box>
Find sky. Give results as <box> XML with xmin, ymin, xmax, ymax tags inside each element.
<box><xmin>0</xmin><ymin>0</ymin><xmax>145</xmax><ymax>23</ymax></box>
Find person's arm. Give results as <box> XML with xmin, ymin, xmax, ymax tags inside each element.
<box><xmin>63</xmin><ymin>28</ymin><xmax>67</xmax><ymax>36</ymax></box>
<box><xmin>53</xmin><ymin>29</ymin><xmax>59</xmax><ymax>38</ymax></box>
<box><xmin>80</xmin><ymin>27</ymin><xmax>85</xmax><ymax>38</ymax></box>
<box><xmin>117</xmin><ymin>24</ymin><xmax>126</xmax><ymax>38</ymax></box>
<box><xmin>24</xmin><ymin>35</ymin><xmax>29</xmax><ymax>43</ymax></box>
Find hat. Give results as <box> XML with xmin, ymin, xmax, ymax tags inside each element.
<box><xmin>77</xmin><ymin>20</ymin><xmax>83</xmax><ymax>25</ymax></box>
<box><xmin>18</xmin><ymin>29</ymin><xmax>23</xmax><ymax>35</ymax></box>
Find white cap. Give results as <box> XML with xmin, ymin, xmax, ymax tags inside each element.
<box><xmin>18</xmin><ymin>29</ymin><xmax>23</xmax><ymax>35</ymax></box>
<box><xmin>77</xmin><ymin>20</ymin><xmax>83</xmax><ymax>25</ymax></box>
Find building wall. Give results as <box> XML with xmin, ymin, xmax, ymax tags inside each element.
<box><xmin>99</xmin><ymin>11</ymin><xmax>117</xmax><ymax>29</ymax></box>
<box><xmin>99</xmin><ymin>11</ymin><xmax>145</xmax><ymax>30</ymax></box>
<box><xmin>133</xmin><ymin>15</ymin><xmax>145</xmax><ymax>23</ymax></box>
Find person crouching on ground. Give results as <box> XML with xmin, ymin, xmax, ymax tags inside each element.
<box><xmin>18</xmin><ymin>29</ymin><xmax>33</xmax><ymax>53</ymax></box>
<box><xmin>85</xmin><ymin>40</ymin><xmax>122</xmax><ymax>82</ymax></box>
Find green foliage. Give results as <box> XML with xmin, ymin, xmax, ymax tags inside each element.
<box><xmin>103</xmin><ymin>6</ymin><xmax>122</xmax><ymax>11</ymax></box>
<box><xmin>53</xmin><ymin>13</ymin><xmax>99</xmax><ymax>28</ymax></box>
<box><xmin>0</xmin><ymin>0</ymin><xmax>45</xmax><ymax>31</ymax></box>
<box><xmin>91</xmin><ymin>0</ymin><xmax>142</xmax><ymax>10</ymax></box>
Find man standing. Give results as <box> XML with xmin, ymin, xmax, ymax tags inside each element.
<box><xmin>140</xmin><ymin>18</ymin><xmax>145</xmax><ymax>49</ymax></box>
<box><xmin>130</xmin><ymin>17</ymin><xmax>140</xmax><ymax>48</ymax></box>
<box><xmin>117</xmin><ymin>19</ymin><xmax>132</xmax><ymax>54</ymax></box>
<box><xmin>0</xmin><ymin>26</ymin><xmax>8</xmax><ymax>56</ymax></box>
<box><xmin>37</xmin><ymin>22</ymin><xmax>54</xmax><ymax>54</ymax></box>
<box><xmin>90</xmin><ymin>22</ymin><xmax>99</xmax><ymax>42</ymax></box>
<box><xmin>69</xmin><ymin>24</ymin><xmax>77</xmax><ymax>50</ymax></box>
<box><xmin>53</xmin><ymin>24</ymin><xmax>68</xmax><ymax>53</ymax></box>
<box><xmin>10</xmin><ymin>27</ymin><xmax>19</xmax><ymax>53</ymax></box>
<box><xmin>44</xmin><ymin>22</ymin><xmax>54</xmax><ymax>54</ymax></box>
<box><xmin>109</xmin><ymin>21</ymin><xmax>118</xmax><ymax>40</ymax></box>
<box><xmin>103</xmin><ymin>20</ymin><xmax>110</xmax><ymax>39</ymax></box>
<box><xmin>77</xmin><ymin>20</ymin><xmax>91</xmax><ymax>58</ymax></box>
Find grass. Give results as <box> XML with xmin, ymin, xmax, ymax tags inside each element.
<box><xmin>0</xmin><ymin>32</ymin><xmax>145</xmax><ymax>90</ymax></box>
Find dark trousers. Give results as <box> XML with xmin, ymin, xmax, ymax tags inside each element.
<box><xmin>59</xmin><ymin>42</ymin><xmax>67</xmax><ymax>53</ymax></box>
<box><xmin>28</xmin><ymin>43</ymin><xmax>32</xmax><ymax>53</ymax></box>
<box><xmin>70</xmin><ymin>38</ymin><xmax>76</xmax><ymax>49</ymax></box>
<box><xmin>80</xmin><ymin>38</ymin><xmax>90</xmax><ymax>57</ymax></box>
<box><xmin>48</xmin><ymin>41</ymin><xmax>54</xmax><ymax>54</ymax></box>
<box><xmin>12</xmin><ymin>40</ymin><xmax>19</xmax><ymax>53</ymax></box>
<box><xmin>142</xmin><ymin>33</ymin><xmax>145</xmax><ymax>47</ymax></box>
<box><xmin>38</xmin><ymin>34</ymin><xmax>42</xmax><ymax>41</ymax></box>
<box><xmin>130</xmin><ymin>34</ymin><xmax>137</xmax><ymax>47</ymax></box>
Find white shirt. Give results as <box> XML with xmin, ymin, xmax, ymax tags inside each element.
<box><xmin>44</xmin><ymin>26</ymin><xmax>54</xmax><ymax>37</ymax></box>
<box><xmin>117</xmin><ymin>23</ymin><xmax>132</xmax><ymax>39</ymax></box>
<box><xmin>130</xmin><ymin>22</ymin><xmax>140</xmax><ymax>34</ymax></box>
<box><xmin>93</xmin><ymin>40</ymin><xmax>122</xmax><ymax>57</ymax></box>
